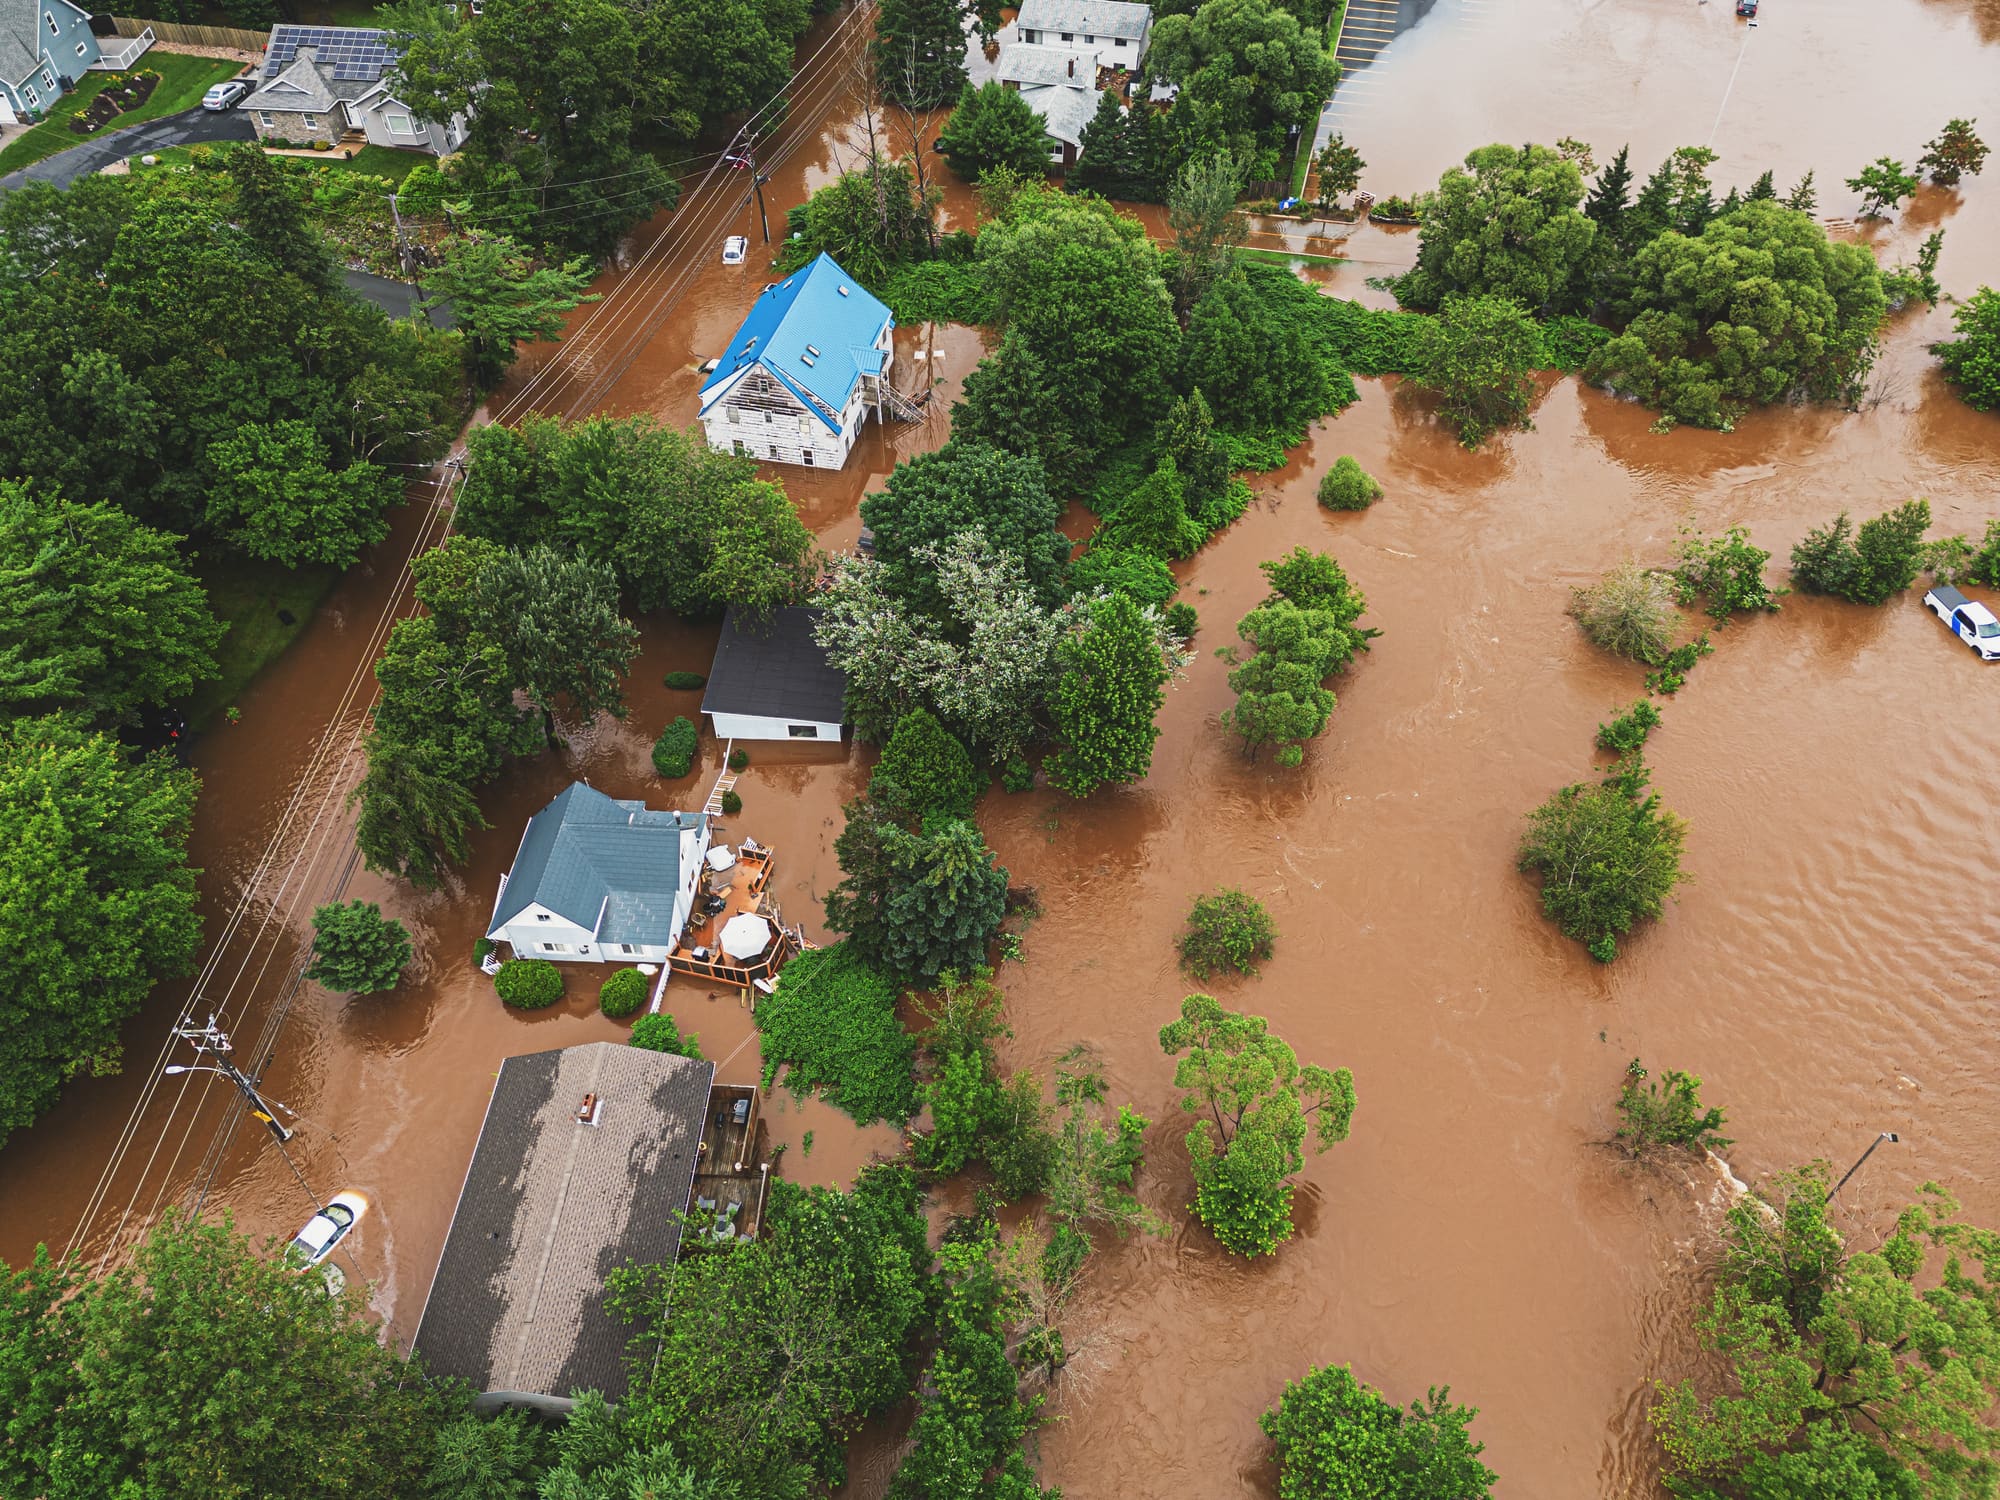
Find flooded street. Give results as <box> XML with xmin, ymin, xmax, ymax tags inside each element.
<box><xmin>5</xmin><ymin>0</ymin><xmax>2000</xmax><ymax>1492</ymax></box>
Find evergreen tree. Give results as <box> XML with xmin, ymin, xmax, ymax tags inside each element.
<box><xmin>1748</xmin><ymin>168</ymin><xmax>1777</xmax><ymax>200</ymax></box>
<box><xmin>1159</xmin><ymin>389</ymin><xmax>1232</xmax><ymax>526</ymax></box>
<box><xmin>1583</xmin><ymin>143</ymin><xmax>1632</xmax><ymax>233</ymax></box>
<box><xmin>937</xmin><ymin>80</ymin><xmax>1052</xmax><ymax>180</ymax></box>
<box><xmin>1051</xmin><ymin>593</ymin><xmax>1169</xmax><ymax>796</ymax></box>
<box><xmin>1786</xmin><ymin>169</ymin><xmax>1818</xmax><ymax>214</ymax></box>
<box><xmin>874</xmin><ymin>0</ymin><xmax>970</xmax><ymax>109</ymax></box>
<box><xmin>305</xmin><ymin>900</ymin><xmax>413</xmax><ymax>995</ymax></box>
<box><xmin>1624</xmin><ymin>156</ymin><xmax>1677</xmax><ymax>247</ymax></box>
<box><xmin>1071</xmin><ymin>91</ymin><xmax>1143</xmax><ymax>200</ymax></box>
<box><xmin>873</xmin><ymin>707</ymin><xmax>984</xmax><ymax>819</ymax></box>
<box><xmin>1103</xmin><ymin>456</ymin><xmax>1204</xmax><ymax>559</ymax></box>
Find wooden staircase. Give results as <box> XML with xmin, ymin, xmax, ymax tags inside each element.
<box><xmin>702</xmin><ymin>740</ymin><xmax>737</xmax><ymax>818</ymax></box>
<box><xmin>878</xmin><ymin>382</ymin><xmax>931</xmax><ymax>423</ymax></box>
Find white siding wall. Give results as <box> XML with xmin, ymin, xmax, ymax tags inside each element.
<box><xmin>710</xmin><ymin>712</ymin><xmax>842</xmax><ymax>742</ymax></box>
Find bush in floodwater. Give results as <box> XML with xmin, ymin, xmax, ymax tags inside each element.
<box><xmin>1934</xmin><ymin>285</ymin><xmax>2000</xmax><ymax>412</ymax></box>
<box><xmin>720</xmin><ymin>789</ymin><xmax>742</xmax><ymax>815</ymax></box>
<box><xmin>1000</xmin><ymin>755</ymin><xmax>1035</xmax><ymax>793</ymax></box>
<box><xmin>1673</xmin><ymin>527</ymin><xmax>1783</xmax><ymax>624</ymax></box>
<box><xmin>599</xmin><ymin>967</ymin><xmax>648</xmax><ymax>1018</ymax></box>
<box><xmin>1177</xmin><ymin>888</ymin><xmax>1277</xmax><ymax>980</ymax></box>
<box><xmin>753</xmin><ymin>942</ymin><xmax>916</xmax><ymax>1125</ymax></box>
<box><xmin>727</xmin><ymin>747</ymin><xmax>749</xmax><ymax>772</ymax></box>
<box><xmin>1970</xmin><ymin>520</ymin><xmax>2000</xmax><ymax>587</ymax></box>
<box><xmin>1595</xmin><ymin>699</ymin><xmax>1661</xmax><ymax>754</ymax></box>
<box><xmin>1316</xmin><ymin>456</ymin><xmax>1383</xmax><ymax>511</ymax></box>
<box><xmin>651</xmin><ymin>716</ymin><xmax>699</xmax><ymax>778</ymax></box>
<box><xmin>304</xmin><ymin>899</ymin><xmax>410</xmax><ymax>995</ymax></box>
<box><xmin>1165</xmin><ymin>601</ymin><xmax>1199</xmax><ymax>640</ymax></box>
<box><xmin>1569</xmin><ymin>560</ymin><xmax>1679</xmax><ymax>666</ymax></box>
<box><xmin>1644</xmin><ymin>635</ymin><xmax>1713</xmax><ymax>697</ymax></box>
<box><xmin>1613</xmin><ymin>1058</ymin><xmax>1732</xmax><ymax>1157</ymax></box>
<box><xmin>1518</xmin><ymin>755</ymin><xmax>1687</xmax><ymax>963</ymax></box>
<box><xmin>1262</xmin><ymin>1364</ymin><xmax>1498</xmax><ymax>1500</ymax></box>
<box><xmin>663</xmin><ymin>670</ymin><xmax>707</xmax><ymax>690</ymax></box>
<box><xmin>495</xmin><ymin>958</ymin><xmax>564</xmax><ymax>1009</ymax></box>
<box><xmin>1790</xmin><ymin>499</ymin><xmax>1931</xmax><ymax>605</ymax></box>
<box><xmin>629</xmin><ymin>1011</ymin><xmax>701</xmax><ymax>1058</ymax></box>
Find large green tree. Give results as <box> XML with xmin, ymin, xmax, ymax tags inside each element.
<box><xmin>1220</xmin><ymin>561</ymin><xmax>1372</xmax><ymax>766</ymax></box>
<box><xmin>937</xmin><ymin>80</ymin><xmax>1053</xmax><ymax>180</ymax></box>
<box><xmin>0</xmin><ymin>485</ymin><xmax>222</xmax><ymax>726</ymax></box>
<box><xmin>1146</xmin><ymin>0</ymin><xmax>1338</xmax><ymax>178</ymax></box>
<box><xmin>204</xmin><ymin>419</ymin><xmax>400</xmax><ymax>570</ymax></box>
<box><xmin>419</xmin><ymin>232</ymin><xmax>597</xmax><ymax>386</ymax></box>
<box><xmin>1412</xmin><ymin>294</ymin><xmax>1541</xmax><ymax>447</ymax></box>
<box><xmin>1934</xmin><ymin>285</ymin><xmax>2000</xmax><ymax>411</ymax></box>
<box><xmin>1653</xmin><ymin>1164</ymin><xmax>2000</xmax><ymax>1499</ymax></box>
<box><xmin>1050</xmin><ymin>592</ymin><xmax>1172</xmax><ymax>796</ymax></box>
<box><xmin>826</xmin><ymin>810</ymin><xmax>1010</xmax><ymax>984</ymax></box>
<box><xmin>0</xmin><ymin>717</ymin><xmax>200</xmax><ymax>1141</ymax></box>
<box><xmin>1396</xmin><ymin>142</ymin><xmax>1596</xmax><ymax>314</ymax></box>
<box><xmin>1182</xmin><ymin>269</ymin><xmax>1335</xmax><ymax>432</ymax></box>
<box><xmin>0</xmin><ymin>1213</ymin><xmax>459</xmax><ymax>1500</ymax></box>
<box><xmin>305</xmin><ymin>899</ymin><xmax>413</xmax><ymax>995</ymax></box>
<box><xmin>1261</xmin><ymin>1365</ymin><xmax>1497</xmax><ymax>1500</ymax></box>
<box><xmin>611</xmin><ymin>1169</ymin><xmax>930</xmax><ymax>1497</ymax></box>
<box><xmin>1158</xmin><ymin>993</ymin><xmax>1357</xmax><ymax>1256</ymax></box>
<box><xmin>1517</xmin><ymin>754</ymin><xmax>1687</xmax><ymax>962</ymax></box>
<box><xmin>1583</xmin><ymin>199</ymin><xmax>1888</xmax><ymax>429</ymax></box>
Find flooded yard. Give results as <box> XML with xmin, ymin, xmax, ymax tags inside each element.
<box><xmin>2</xmin><ymin>0</ymin><xmax>1998</xmax><ymax>1493</ymax></box>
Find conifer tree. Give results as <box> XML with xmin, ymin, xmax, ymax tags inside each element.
<box><xmin>1786</xmin><ymin>169</ymin><xmax>1817</xmax><ymax>214</ymax></box>
<box><xmin>1072</xmin><ymin>91</ymin><xmax>1141</xmax><ymax>199</ymax></box>
<box><xmin>874</xmin><ymin>0</ymin><xmax>971</xmax><ymax>108</ymax></box>
<box><xmin>1748</xmin><ymin>168</ymin><xmax>1777</xmax><ymax>200</ymax></box>
<box><xmin>1583</xmin><ymin>144</ymin><xmax>1633</xmax><ymax>234</ymax></box>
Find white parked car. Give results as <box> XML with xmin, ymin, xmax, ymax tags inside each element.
<box><xmin>721</xmin><ymin>235</ymin><xmax>748</xmax><ymax>266</ymax></box>
<box><xmin>1924</xmin><ymin>585</ymin><xmax>2000</xmax><ymax>661</ymax></box>
<box><xmin>287</xmin><ymin>1191</ymin><xmax>368</xmax><ymax>1268</ymax></box>
<box><xmin>200</xmin><ymin>79</ymin><xmax>251</xmax><ymax>111</ymax></box>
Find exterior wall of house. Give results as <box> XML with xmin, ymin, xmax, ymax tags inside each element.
<box><xmin>709</xmin><ymin>712</ymin><xmax>842</xmax><ymax>743</ymax></box>
<box><xmin>358</xmin><ymin>97</ymin><xmax>468</xmax><ymax>154</ymax></box>
<box><xmin>493</xmin><ymin>900</ymin><xmax>674</xmax><ymax>964</ymax></box>
<box><xmin>252</xmin><ymin>107</ymin><xmax>340</xmax><ymax>145</ymax></box>
<box><xmin>4</xmin><ymin>0</ymin><xmax>97</xmax><ymax>121</ymax></box>
<box><xmin>699</xmin><ymin>321</ymin><xmax>894</xmax><ymax>470</ymax></box>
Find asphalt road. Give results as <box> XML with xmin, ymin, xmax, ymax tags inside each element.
<box><xmin>0</xmin><ymin>104</ymin><xmax>255</xmax><ymax>191</ymax></box>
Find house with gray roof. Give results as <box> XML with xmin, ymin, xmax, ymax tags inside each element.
<box><xmin>702</xmin><ymin>605</ymin><xmax>847</xmax><ymax>743</ymax></box>
<box><xmin>411</xmin><ymin>1041</ymin><xmax>717</xmax><ymax>1414</ymax></box>
<box><xmin>242</xmin><ymin>24</ymin><xmax>470</xmax><ymax>154</ymax></box>
<box><xmin>996</xmin><ymin>0</ymin><xmax>1149</xmax><ymax>169</ymax></box>
<box><xmin>487</xmin><ymin>782</ymin><xmax>710</xmax><ymax>965</ymax></box>
<box><xmin>1011</xmin><ymin>0</ymin><xmax>1151</xmax><ymax>52</ymax></box>
<box><xmin>0</xmin><ymin>0</ymin><xmax>98</xmax><ymax>125</ymax></box>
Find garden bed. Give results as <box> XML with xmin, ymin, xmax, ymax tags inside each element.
<box><xmin>68</xmin><ymin>71</ymin><xmax>159</xmax><ymax>134</ymax></box>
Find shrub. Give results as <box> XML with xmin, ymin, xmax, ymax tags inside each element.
<box><xmin>1001</xmin><ymin>756</ymin><xmax>1035</xmax><ymax>793</ymax></box>
<box><xmin>629</xmin><ymin>1012</ymin><xmax>701</xmax><ymax>1058</ymax></box>
<box><xmin>720</xmin><ymin>789</ymin><xmax>742</xmax><ymax>815</ymax></box>
<box><xmin>304</xmin><ymin>899</ymin><xmax>411</xmax><ymax>995</ymax></box>
<box><xmin>663</xmin><ymin>670</ymin><xmax>707</xmax><ymax>690</ymax></box>
<box><xmin>1673</xmin><ymin>527</ymin><xmax>1782</xmax><ymax>624</ymax></box>
<box><xmin>1413</xmin><ymin>294</ymin><xmax>1541</xmax><ymax>447</ymax></box>
<box><xmin>1518</xmin><ymin>757</ymin><xmax>1687</xmax><ymax>962</ymax></box>
<box><xmin>1790</xmin><ymin>499</ymin><xmax>1932</xmax><ymax>605</ymax></box>
<box><xmin>1317</xmin><ymin>456</ymin><xmax>1382</xmax><ymax>511</ymax></box>
<box><xmin>599</xmin><ymin>967</ymin><xmax>648</xmax><ymax>1018</ymax></box>
<box><xmin>496</xmin><ymin>958</ymin><xmax>564</xmax><ymax>1009</ymax></box>
<box><xmin>1165</xmin><ymin>601</ymin><xmax>1199</xmax><ymax>639</ymax></box>
<box><xmin>1614</xmin><ymin>1058</ymin><xmax>1731</xmax><ymax>1156</ymax></box>
<box><xmin>1569</xmin><ymin>561</ymin><xmax>1679</xmax><ymax>665</ymax></box>
<box><xmin>1595</xmin><ymin>699</ymin><xmax>1660</xmax><ymax>754</ymax></box>
<box><xmin>651</xmin><ymin>716</ymin><xmax>699</xmax><ymax>778</ymax></box>
<box><xmin>755</xmin><ymin>943</ymin><xmax>917</xmax><ymax>1124</ymax></box>
<box><xmin>1178</xmin><ymin>889</ymin><xmax>1276</xmax><ymax>979</ymax></box>
<box><xmin>727</xmin><ymin>748</ymin><xmax>749</xmax><ymax>772</ymax></box>
<box><xmin>1969</xmin><ymin>520</ymin><xmax>2000</xmax><ymax>586</ymax></box>
<box><xmin>1069</xmin><ymin>545</ymin><xmax>1178</xmax><ymax>608</ymax></box>
<box><xmin>1644</xmin><ymin>635</ymin><xmax>1712</xmax><ymax>696</ymax></box>
<box><xmin>1919</xmin><ymin>534</ymin><xmax>1976</xmax><ymax>585</ymax></box>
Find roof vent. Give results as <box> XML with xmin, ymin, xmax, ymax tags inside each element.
<box><xmin>801</xmin><ymin>353</ymin><xmax>817</xmax><ymax>367</ymax></box>
<box><xmin>838</xmin><ymin>286</ymin><xmax>851</xmax><ymax>296</ymax></box>
<box><xmin>806</xmin><ymin>344</ymin><xmax>821</xmax><ymax>356</ymax></box>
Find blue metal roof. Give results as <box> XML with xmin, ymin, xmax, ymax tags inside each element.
<box><xmin>699</xmin><ymin>253</ymin><xmax>894</xmax><ymax>433</ymax></box>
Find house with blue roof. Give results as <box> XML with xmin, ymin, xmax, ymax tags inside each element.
<box><xmin>487</xmin><ymin>783</ymin><xmax>710</xmax><ymax>965</ymax></box>
<box><xmin>698</xmin><ymin>253</ymin><xmax>896</xmax><ymax>470</ymax></box>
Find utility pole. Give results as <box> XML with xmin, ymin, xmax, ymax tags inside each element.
<box><xmin>724</xmin><ymin>147</ymin><xmax>773</xmax><ymax>244</ymax></box>
<box><xmin>1828</xmin><ymin>1130</ymin><xmax>1899</xmax><ymax>1201</ymax></box>
<box><xmin>165</xmin><ymin>1017</ymin><xmax>295</xmax><ymax>1145</ymax></box>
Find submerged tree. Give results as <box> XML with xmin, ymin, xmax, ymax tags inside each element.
<box><xmin>1517</xmin><ymin>754</ymin><xmax>1687</xmax><ymax>962</ymax></box>
<box><xmin>305</xmin><ymin>900</ymin><xmax>412</xmax><ymax>995</ymax></box>
<box><xmin>1412</xmin><ymin>294</ymin><xmax>1540</xmax><ymax>447</ymax></box>
<box><xmin>1262</xmin><ymin>1364</ymin><xmax>1498</xmax><ymax>1500</ymax></box>
<box><xmin>1846</xmin><ymin>156</ymin><xmax>1921</xmax><ymax>218</ymax></box>
<box><xmin>1918</xmin><ymin>117</ymin><xmax>1989</xmax><ymax>187</ymax></box>
<box><xmin>1612</xmin><ymin>1059</ymin><xmax>1731</xmax><ymax>1158</ymax></box>
<box><xmin>1050</xmin><ymin>592</ymin><xmax>1176</xmax><ymax>797</ymax></box>
<box><xmin>1158</xmin><ymin>993</ymin><xmax>1357</xmax><ymax>1257</ymax></box>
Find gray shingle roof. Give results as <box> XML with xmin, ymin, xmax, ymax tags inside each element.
<box><xmin>997</xmin><ymin>42</ymin><xmax>1097</xmax><ymax>87</ymax></box>
<box><xmin>1021</xmin><ymin>81</ymin><xmax>1101</xmax><ymax>146</ymax></box>
<box><xmin>1013</xmin><ymin>0</ymin><xmax>1151</xmax><ymax>42</ymax></box>
<box><xmin>488</xmin><ymin>783</ymin><xmax>705</xmax><ymax>948</ymax></box>
<box><xmin>411</xmin><ymin>1043</ymin><xmax>716</xmax><ymax>1402</ymax></box>
<box><xmin>701</xmin><ymin>606</ymin><xmax>848</xmax><ymax>726</ymax></box>
<box><xmin>0</xmin><ymin>0</ymin><xmax>48</xmax><ymax>84</ymax></box>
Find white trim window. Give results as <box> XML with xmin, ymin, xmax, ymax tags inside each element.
<box><xmin>300</xmin><ymin>112</ymin><xmax>319</xmax><ymax>126</ymax></box>
<box><xmin>258</xmin><ymin>111</ymin><xmax>274</xmax><ymax>128</ymax></box>
<box><xmin>45</xmin><ymin>10</ymin><xmax>58</xmax><ymax>35</ymax></box>
<box><xmin>73</xmin><ymin>40</ymin><xmax>85</xmax><ymax>54</ymax></box>
<box><xmin>24</xmin><ymin>86</ymin><xmax>38</xmax><ymax>107</ymax></box>
<box><xmin>385</xmin><ymin>110</ymin><xmax>416</xmax><ymax>136</ymax></box>
<box><xmin>41</xmin><ymin>69</ymin><xmax>54</xmax><ymax>89</ymax></box>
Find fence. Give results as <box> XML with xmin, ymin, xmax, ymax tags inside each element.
<box><xmin>109</xmin><ymin>16</ymin><xmax>267</xmax><ymax>49</ymax></box>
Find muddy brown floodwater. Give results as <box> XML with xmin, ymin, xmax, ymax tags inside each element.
<box><xmin>4</xmin><ymin>0</ymin><xmax>2000</xmax><ymax>1493</ymax></box>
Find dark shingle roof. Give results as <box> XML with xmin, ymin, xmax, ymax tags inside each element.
<box><xmin>701</xmin><ymin>606</ymin><xmax>848</xmax><ymax>725</ymax></box>
<box><xmin>411</xmin><ymin>1042</ymin><xmax>715</xmax><ymax>1402</ymax></box>
<box><xmin>488</xmin><ymin>783</ymin><xmax>705</xmax><ymax>948</ymax></box>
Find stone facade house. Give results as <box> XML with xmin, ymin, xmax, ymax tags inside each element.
<box><xmin>242</xmin><ymin>25</ymin><xmax>470</xmax><ymax>154</ymax></box>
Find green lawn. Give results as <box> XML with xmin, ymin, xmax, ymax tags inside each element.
<box><xmin>186</xmin><ymin>555</ymin><xmax>340</xmax><ymax>732</ymax></box>
<box><xmin>0</xmin><ymin>53</ymin><xmax>247</xmax><ymax>176</ymax></box>
<box><xmin>330</xmin><ymin>145</ymin><xmax>427</xmax><ymax>183</ymax></box>
<box><xmin>1241</xmin><ymin>245</ymin><xmax>1348</xmax><ymax>268</ymax></box>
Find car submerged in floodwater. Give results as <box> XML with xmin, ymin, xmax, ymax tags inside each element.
<box><xmin>1924</xmin><ymin>585</ymin><xmax>2000</xmax><ymax>660</ymax></box>
<box><xmin>286</xmin><ymin>1191</ymin><xmax>368</xmax><ymax>1268</ymax></box>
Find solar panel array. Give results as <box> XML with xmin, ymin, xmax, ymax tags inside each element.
<box><xmin>263</xmin><ymin>25</ymin><xmax>400</xmax><ymax>82</ymax></box>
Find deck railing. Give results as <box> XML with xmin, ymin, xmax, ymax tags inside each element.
<box><xmin>88</xmin><ymin>26</ymin><xmax>155</xmax><ymax>70</ymax></box>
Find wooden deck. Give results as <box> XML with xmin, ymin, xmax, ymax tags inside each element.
<box><xmin>667</xmin><ymin>843</ymin><xmax>803</xmax><ymax>989</ymax></box>
<box><xmin>692</xmin><ymin>1083</ymin><xmax>768</xmax><ymax>1245</ymax></box>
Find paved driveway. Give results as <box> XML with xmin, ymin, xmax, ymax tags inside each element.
<box><xmin>0</xmin><ymin>105</ymin><xmax>255</xmax><ymax>191</ymax></box>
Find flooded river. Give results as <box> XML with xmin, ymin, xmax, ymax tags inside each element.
<box><xmin>4</xmin><ymin>0</ymin><xmax>2000</xmax><ymax>1493</ymax></box>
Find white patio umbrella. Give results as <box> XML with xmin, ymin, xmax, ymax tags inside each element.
<box><xmin>718</xmin><ymin>912</ymin><xmax>773</xmax><ymax>961</ymax></box>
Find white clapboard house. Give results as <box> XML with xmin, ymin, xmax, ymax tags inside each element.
<box><xmin>486</xmin><ymin>783</ymin><xmax>710</xmax><ymax>964</ymax></box>
<box><xmin>698</xmin><ymin>253</ymin><xmax>896</xmax><ymax>470</ymax></box>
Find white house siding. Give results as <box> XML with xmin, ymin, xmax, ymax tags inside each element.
<box><xmin>699</xmin><ymin>324</ymin><xmax>894</xmax><ymax>471</ymax></box>
<box><xmin>710</xmin><ymin>712</ymin><xmax>842</xmax><ymax>743</ymax></box>
<box><xmin>358</xmin><ymin>99</ymin><xmax>467</xmax><ymax>154</ymax></box>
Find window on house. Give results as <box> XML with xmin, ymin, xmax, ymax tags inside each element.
<box><xmin>1060</xmin><ymin>30</ymin><xmax>1072</xmax><ymax>38</ymax></box>
<box><xmin>763</xmin><ymin>410</ymin><xmax>773</xmax><ymax>423</ymax></box>
<box><xmin>41</xmin><ymin>70</ymin><xmax>54</xmax><ymax>89</ymax></box>
<box><xmin>620</xmin><ymin>944</ymin><xmax>635</xmax><ymax>954</ymax></box>
<box><xmin>787</xmin><ymin>724</ymin><xmax>818</xmax><ymax>738</ymax></box>
<box><xmin>24</xmin><ymin>86</ymin><xmax>38</xmax><ymax>107</ymax></box>
<box><xmin>536</xmin><ymin>913</ymin><xmax>551</xmax><ymax>921</ymax></box>
<box><xmin>803</xmin><ymin>448</ymin><xmax>815</xmax><ymax>465</ymax></box>
<box><xmin>74</xmin><ymin>41</ymin><xmax>86</xmax><ymax>54</ymax></box>
<box><xmin>258</xmin><ymin>111</ymin><xmax>274</xmax><ymax>128</ymax></box>
<box><xmin>1115</xmin><ymin>36</ymin><xmax>1128</xmax><ymax>45</ymax></box>
<box><xmin>301</xmin><ymin>114</ymin><xmax>319</xmax><ymax>126</ymax></box>
<box><xmin>769</xmin><ymin>445</ymin><xmax>779</xmax><ymax>459</ymax></box>
<box><xmin>46</xmin><ymin>11</ymin><xmax>58</xmax><ymax>35</ymax></box>
<box><xmin>732</xmin><ymin>439</ymin><xmax>748</xmax><ymax>457</ymax></box>
<box><xmin>385</xmin><ymin>111</ymin><xmax>416</xmax><ymax>136</ymax></box>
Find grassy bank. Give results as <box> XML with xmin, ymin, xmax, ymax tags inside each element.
<box><xmin>1241</xmin><ymin>245</ymin><xmax>1347</xmax><ymax>268</ymax></box>
<box><xmin>187</xmin><ymin>555</ymin><xmax>340</xmax><ymax>731</ymax></box>
<box><xmin>0</xmin><ymin>53</ymin><xmax>245</xmax><ymax>176</ymax></box>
